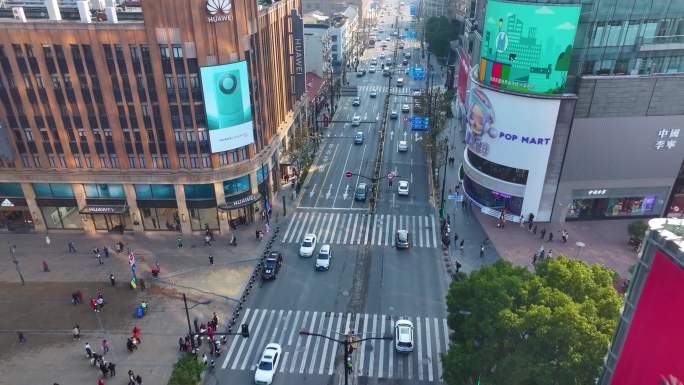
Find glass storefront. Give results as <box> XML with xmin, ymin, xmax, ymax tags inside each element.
<box><xmin>141</xmin><ymin>207</ymin><xmax>180</xmax><ymax>230</ymax></box>
<box><xmin>41</xmin><ymin>206</ymin><xmax>82</xmax><ymax>229</ymax></box>
<box><xmin>91</xmin><ymin>211</ymin><xmax>132</xmax><ymax>232</ymax></box>
<box><xmin>463</xmin><ymin>174</ymin><xmax>524</xmax><ymax>216</ymax></box>
<box><xmin>220</xmin><ymin>193</ymin><xmax>263</xmax><ymax>228</ymax></box>
<box><xmin>185</xmin><ymin>184</ymin><xmax>219</xmax><ymax>231</ymax></box>
<box><xmin>190</xmin><ymin>208</ymin><xmax>219</xmax><ymax>230</ymax></box>
<box><xmin>0</xmin><ymin>184</ymin><xmax>34</xmax><ymax>231</ymax></box>
<box><xmin>567</xmin><ymin>196</ymin><xmax>659</xmax><ymax>220</ymax></box>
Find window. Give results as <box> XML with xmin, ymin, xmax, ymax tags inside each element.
<box><xmin>219</xmin><ymin>152</ymin><xmax>228</xmax><ymax>165</ymax></box>
<box><xmin>84</xmin><ymin>156</ymin><xmax>92</xmax><ymax>168</ymax></box>
<box><xmin>467</xmin><ymin>149</ymin><xmax>528</xmax><ymax>184</ymax></box>
<box><xmin>223</xmin><ymin>175</ymin><xmax>250</xmax><ymax>196</ymax></box>
<box><xmin>74</xmin><ymin>156</ymin><xmax>82</xmax><ymax>168</ymax></box>
<box><xmin>110</xmin><ymin>155</ymin><xmax>119</xmax><ymax>168</ymax></box>
<box><xmin>99</xmin><ymin>155</ymin><xmax>108</xmax><ymax>168</ymax></box>
<box><xmin>231</xmin><ymin>150</ymin><xmax>239</xmax><ymax>162</ymax></box>
<box><xmin>172</xmin><ymin>45</ymin><xmax>183</xmax><ymax>58</ymax></box>
<box><xmin>202</xmin><ymin>154</ymin><xmax>211</xmax><ymax>168</ymax></box>
<box><xmin>83</xmin><ymin>183</ymin><xmax>125</xmax><ymax>198</ymax></box>
<box><xmin>159</xmin><ymin>45</ymin><xmax>170</xmax><ymax>59</ymax></box>
<box><xmin>190</xmin><ymin>155</ymin><xmax>199</xmax><ymax>168</ymax></box>
<box><xmin>32</xmin><ymin>155</ymin><xmax>41</xmax><ymax>168</ymax></box>
<box><xmin>134</xmin><ymin>184</ymin><xmax>175</xmax><ymax>199</ymax></box>
<box><xmin>161</xmin><ymin>154</ymin><xmax>169</xmax><ymax>169</ymax></box>
<box><xmin>139</xmin><ymin>155</ymin><xmax>146</xmax><ymax>168</ymax></box>
<box><xmin>257</xmin><ymin>164</ymin><xmax>269</xmax><ymax>183</ymax></box>
<box><xmin>179</xmin><ymin>156</ymin><xmax>187</xmax><ymax>169</ymax></box>
<box><xmin>21</xmin><ymin>155</ymin><xmax>31</xmax><ymax>168</ymax></box>
<box><xmin>128</xmin><ymin>155</ymin><xmax>137</xmax><ymax>168</ymax></box>
<box><xmin>183</xmin><ymin>184</ymin><xmax>215</xmax><ymax>199</ymax></box>
<box><xmin>33</xmin><ymin>183</ymin><xmax>75</xmax><ymax>198</ymax></box>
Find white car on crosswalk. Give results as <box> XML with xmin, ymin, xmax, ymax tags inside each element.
<box><xmin>395</xmin><ymin>319</ymin><xmax>414</xmax><ymax>352</ymax></box>
<box><xmin>254</xmin><ymin>343</ymin><xmax>282</xmax><ymax>385</ymax></box>
<box><xmin>299</xmin><ymin>233</ymin><xmax>317</xmax><ymax>257</ymax></box>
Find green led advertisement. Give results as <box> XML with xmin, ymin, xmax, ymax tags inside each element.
<box><xmin>200</xmin><ymin>61</ymin><xmax>255</xmax><ymax>153</ymax></box>
<box><xmin>479</xmin><ymin>0</ymin><xmax>580</xmax><ymax>94</ymax></box>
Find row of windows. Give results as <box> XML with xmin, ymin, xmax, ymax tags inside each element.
<box><xmin>466</xmin><ymin>149</ymin><xmax>529</xmax><ymax>185</ymax></box>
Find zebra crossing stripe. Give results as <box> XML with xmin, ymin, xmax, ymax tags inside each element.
<box><xmin>425</xmin><ymin>317</ymin><xmax>434</xmax><ymax>382</ymax></box>
<box><xmin>248</xmin><ymin>309</ymin><xmax>277</xmax><ymax>370</ymax></box>
<box><xmin>282</xmin><ymin>213</ymin><xmax>298</xmax><ymax>243</ymax></box>
<box><xmin>289</xmin><ymin>311</ymin><xmax>309</xmax><ymax>372</ymax></box>
<box><xmin>240</xmin><ymin>308</ymin><xmax>271</xmax><ymax>370</ymax></box>
<box><xmin>385</xmin><ymin>214</ymin><xmax>391</xmax><ymax>246</ymax></box>
<box><xmin>378</xmin><ymin>314</ymin><xmax>386</xmax><ymax>378</ymax></box>
<box><xmin>294</xmin><ymin>212</ymin><xmax>310</xmax><ymax>242</ymax></box>
<box><xmin>371</xmin><ymin>215</ymin><xmax>378</xmax><ymax>246</ymax></box>
<box><xmin>431</xmin><ymin>215</ymin><xmax>438</xmax><ymax>248</ymax></box>
<box><xmin>311</xmin><ymin>214</ymin><xmax>323</xmax><ymax>240</ymax></box>
<box><xmin>358</xmin><ymin>313</ymin><xmax>369</xmax><ymax>374</ymax></box>
<box><xmin>299</xmin><ymin>312</ymin><xmax>318</xmax><ymax>373</ymax></box>
<box><xmin>368</xmin><ymin>314</ymin><xmax>378</xmax><ymax>376</ymax></box>
<box><xmin>287</xmin><ymin>310</ymin><xmax>302</xmax><ymax>346</ymax></box>
<box><xmin>231</xmin><ymin>309</ymin><xmax>263</xmax><ymax>370</ymax></box>
<box><xmin>424</xmin><ymin>216</ymin><xmax>431</xmax><ymax>248</ymax></box>
<box><xmin>418</xmin><ymin>216</ymin><xmax>424</xmax><ymax>247</ymax></box>
<box><xmin>277</xmin><ymin>310</ymin><xmax>292</xmax><ymax>346</ymax></box>
<box><xmin>349</xmin><ymin>214</ymin><xmax>359</xmax><ymax>244</ymax></box>
<box><xmin>222</xmin><ymin>308</ymin><xmax>251</xmax><ymax>369</ymax></box>
<box><xmin>416</xmin><ymin>317</ymin><xmax>424</xmax><ymax>381</ymax></box>
<box><xmin>364</xmin><ymin>215</ymin><xmax>372</xmax><ymax>245</ymax></box>
<box><xmin>434</xmin><ymin>317</ymin><xmax>443</xmax><ymax>381</ymax></box>
<box><xmin>318</xmin><ymin>314</ymin><xmax>336</xmax><ymax>375</ymax></box>
<box><xmin>279</xmin><ymin>351</ymin><xmax>289</xmax><ymax>373</ymax></box>
<box><xmin>331</xmin><ymin>214</ymin><xmax>342</xmax><ymax>244</ymax></box>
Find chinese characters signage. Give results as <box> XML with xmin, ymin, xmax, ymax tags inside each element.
<box><xmin>654</xmin><ymin>128</ymin><xmax>679</xmax><ymax>151</ymax></box>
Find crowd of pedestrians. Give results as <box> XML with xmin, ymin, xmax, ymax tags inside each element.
<box><xmin>518</xmin><ymin>213</ymin><xmax>570</xmax><ymax>264</ymax></box>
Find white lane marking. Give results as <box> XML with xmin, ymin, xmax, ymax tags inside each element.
<box><xmin>318</xmin><ymin>314</ymin><xmax>337</xmax><ymax>374</ymax></box>
<box><xmin>325</xmin><ymin>183</ymin><xmax>333</xmax><ymax>199</ymax></box>
<box><xmin>434</xmin><ymin>317</ymin><xmax>443</xmax><ymax>381</ymax></box>
<box><xmin>332</xmin><ymin>142</ymin><xmax>354</xmax><ymax>207</ymax></box>
<box><xmin>231</xmin><ymin>309</ymin><xmax>265</xmax><ymax>370</ymax></box>
<box><xmin>358</xmin><ymin>313</ymin><xmax>369</xmax><ymax>374</ymax></box>
<box><xmin>378</xmin><ymin>315</ymin><xmax>386</xmax><ymax>378</ymax></box>
<box><xmin>361</xmin><ymin>215</ymin><xmax>371</xmax><ymax>245</ymax></box>
<box><xmin>416</xmin><ymin>317</ymin><xmax>423</xmax><ymax>381</ymax></box>
<box><xmin>279</xmin><ymin>351</ymin><xmax>289</xmax><ymax>373</ymax></box>
<box><xmin>424</xmin><ymin>215</ymin><xmax>431</xmax><ymax>248</ymax></box>
<box><xmin>330</xmin><ymin>313</ymin><xmax>352</xmax><ymax>375</ymax></box>
<box><xmin>348</xmin><ymin>214</ymin><xmax>359</xmax><ymax>244</ymax></box>
<box><xmin>371</xmin><ymin>214</ymin><xmax>379</xmax><ymax>246</ymax></box>
<box><xmin>417</xmin><ymin>216</ymin><xmax>424</xmax><ymax>247</ymax></box>
<box><xmin>368</xmin><ymin>313</ymin><xmax>378</xmax><ymax>377</ymax></box>
<box><xmin>364</xmin><ymin>214</ymin><xmax>373</xmax><ymax>245</ymax></box>
<box><xmin>391</xmin><ymin>215</ymin><xmax>397</xmax><ymax>245</ymax></box>
<box><xmin>289</xmin><ymin>311</ymin><xmax>310</xmax><ymax>372</ymax></box>
<box><xmin>299</xmin><ymin>312</ymin><xmax>319</xmax><ymax>373</ymax></box>
<box><xmin>309</xmin><ymin>183</ymin><xmax>316</xmax><ymax>198</ymax></box>
<box><xmin>222</xmin><ymin>308</ymin><xmax>251</xmax><ymax>369</ymax></box>
<box><xmin>442</xmin><ymin>318</ymin><xmax>450</xmax><ymax>356</ymax></box>
<box><xmin>287</xmin><ymin>310</ymin><xmax>302</xmax><ymax>346</ymax></box>
<box><xmin>241</xmin><ymin>308</ymin><xmax>274</xmax><ymax>371</ymax></box>
<box><xmin>281</xmin><ymin>212</ymin><xmax>299</xmax><ymax>243</ymax></box>
<box><xmin>385</xmin><ymin>214</ymin><xmax>391</xmax><ymax>246</ymax></box>
<box><xmin>431</xmin><ymin>214</ymin><xmax>438</xmax><ymax>248</ymax></box>
<box><xmin>388</xmin><ymin>316</ymin><xmax>394</xmax><ymax>379</ymax></box>
<box><xmin>425</xmin><ymin>317</ymin><xmax>434</xmax><ymax>382</ymax></box>
<box><xmin>267</xmin><ymin>309</ymin><xmax>285</xmax><ymax>348</ymax></box>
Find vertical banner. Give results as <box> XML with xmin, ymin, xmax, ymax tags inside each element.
<box><xmin>291</xmin><ymin>10</ymin><xmax>306</xmax><ymax>98</ymax></box>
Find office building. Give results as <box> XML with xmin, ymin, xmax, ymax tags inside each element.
<box><xmin>458</xmin><ymin>0</ymin><xmax>684</xmax><ymax>223</ymax></box>
<box><xmin>0</xmin><ymin>0</ymin><xmax>305</xmax><ymax>234</ymax></box>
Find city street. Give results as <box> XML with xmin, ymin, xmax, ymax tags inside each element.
<box><xmin>209</xmin><ymin>2</ymin><xmax>457</xmax><ymax>385</ymax></box>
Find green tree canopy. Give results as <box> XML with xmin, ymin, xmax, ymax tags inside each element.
<box><xmin>424</xmin><ymin>17</ymin><xmax>460</xmax><ymax>59</ymax></box>
<box><xmin>443</xmin><ymin>257</ymin><xmax>622</xmax><ymax>385</ymax></box>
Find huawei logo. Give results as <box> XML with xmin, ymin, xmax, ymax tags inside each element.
<box><xmin>206</xmin><ymin>0</ymin><xmax>233</xmax><ymax>22</ymax></box>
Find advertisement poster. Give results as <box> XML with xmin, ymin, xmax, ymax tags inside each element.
<box><xmin>479</xmin><ymin>0</ymin><xmax>580</xmax><ymax>94</ymax></box>
<box><xmin>609</xmin><ymin>251</ymin><xmax>684</xmax><ymax>385</ymax></box>
<box><xmin>291</xmin><ymin>10</ymin><xmax>306</xmax><ymax>98</ymax></box>
<box><xmin>200</xmin><ymin>61</ymin><xmax>255</xmax><ymax>153</ymax></box>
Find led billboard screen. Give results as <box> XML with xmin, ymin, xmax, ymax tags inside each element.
<box><xmin>479</xmin><ymin>0</ymin><xmax>580</xmax><ymax>94</ymax></box>
<box><xmin>200</xmin><ymin>61</ymin><xmax>255</xmax><ymax>153</ymax></box>
<box><xmin>609</xmin><ymin>251</ymin><xmax>684</xmax><ymax>385</ymax></box>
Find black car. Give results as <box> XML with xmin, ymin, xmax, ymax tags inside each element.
<box><xmin>262</xmin><ymin>251</ymin><xmax>283</xmax><ymax>280</ymax></box>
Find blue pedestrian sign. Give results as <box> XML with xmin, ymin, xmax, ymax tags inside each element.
<box><xmin>411</xmin><ymin>116</ymin><xmax>429</xmax><ymax>131</ymax></box>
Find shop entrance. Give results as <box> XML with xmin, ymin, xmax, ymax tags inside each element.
<box><xmin>0</xmin><ymin>207</ymin><xmax>34</xmax><ymax>231</ymax></box>
<box><xmin>219</xmin><ymin>193</ymin><xmax>262</xmax><ymax>229</ymax></box>
<box><xmin>80</xmin><ymin>205</ymin><xmax>130</xmax><ymax>232</ymax></box>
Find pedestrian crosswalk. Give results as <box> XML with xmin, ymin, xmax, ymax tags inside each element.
<box><xmin>357</xmin><ymin>85</ymin><xmax>415</xmax><ymax>95</ymax></box>
<box><xmin>281</xmin><ymin>211</ymin><xmax>439</xmax><ymax>248</ymax></box>
<box><xmin>220</xmin><ymin>308</ymin><xmax>450</xmax><ymax>383</ymax></box>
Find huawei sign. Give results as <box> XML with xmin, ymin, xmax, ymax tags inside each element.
<box><xmin>206</xmin><ymin>0</ymin><xmax>233</xmax><ymax>23</ymax></box>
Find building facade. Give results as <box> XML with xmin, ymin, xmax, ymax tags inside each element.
<box><xmin>458</xmin><ymin>0</ymin><xmax>684</xmax><ymax>223</ymax></box>
<box><xmin>0</xmin><ymin>0</ymin><xmax>305</xmax><ymax>234</ymax></box>
<box><xmin>303</xmin><ymin>13</ymin><xmax>332</xmax><ymax>77</ymax></box>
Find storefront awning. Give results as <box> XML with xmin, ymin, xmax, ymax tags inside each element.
<box><xmin>79</xmin><ymin>205</ymin><xmax>128</xmax><ymax>215</ymax></box>
<box><xmin>219</xmin><ymin>194</ymin><xmax>262</xmax><ymax>211</ymax></box>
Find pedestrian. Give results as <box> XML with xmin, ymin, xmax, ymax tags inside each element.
<box><xmin>540</xmin><ymin>228</ymin><xmax>546</xmax><ymax>239</ymax></box>
<box><xmin>461</xmin><ymin>198</ymin><xmax>466</xmax><ymax>209</ymax></box>
<box><xmin>533</xmin><ymin>224</ymin><xmax>538</xmax><ymax>234</ymax></box>
<box><xmin>103</xmin><ymin>246</ymin><xmax>109</xmax><ymax>258</ymax></box>
<box><xmin>479</xmin><ymin>243</ymin><xmax>484</xmax><ymax>258</ymax></box>
<box><xmin>547</xmin><ymin>249</ymin><xmax>553</xmax><ymax>259</ymax></box>
<box><xmin>42</xmin><ymin>259</ymin><xmax>50</xmax><ymax>272</ymax></box>
<box><xmin>102</xmin><ymin>339</ymin><xmax>109</xmax><ymax>354</ymax></box>
<box><xmin>132</xmin><ymin>326</ymin><xmax>141</xmax><ymax>343</ymax></box>
<box><xmin>73</xmin><ymin>324</ymin><xmax>80</xmax><ymax>340</ymax></box>
<box><xmin>212</xmin><ymin>312</ymin><xmax>219</xmax><ymax>329</ymax></box>
<box><xmin>109</xmin><ymin>273</ymin><xmax>116</xmax><ymax>287</ymax></box>
<box><xmin>18</xmin><ymin>331</ymin><xmax>26</xmax><ymax>344</ymax></box>
<box><xmin>532</xmin><ymin>253</ymin><xmax>538</xmax><ymax>264</ymax></box>
<box><xmin>202</xmin><ymin>353</ymin><xmax>208</xmax><ymax>366</ymax></box>
<box><xmin>547</xmin><ymin>232</ymin><xmax>553</xmax><ymax>242</ymax></box>
<box><xmin>455</xmin><ymin>261</ymin><xmax>462</xmax><ymax>273</ymax></box>
<box><xmin>176</xmin><ymin>236</ymin><xmax>183</xmax><ymax>248</ymax></box>
<box><xmin>98</xmin><ymin>377</ymin><xmax>105</xmax><ymax>385</ymax></box>
<box><xmin>68</xmin><ymin>241</ymin><xmax>77</xmax><ymax>253</ymax></box>
<box><xmin>561</xmin><ymin>229</ymin><xmax>568</xmax><ymax>243</ymax></box>
<box><xmin>135</xmin><ymin>374</ymin><xmax>142</xmax><ymax>385</ymax></box>
<box><xmin>519</xmin><ymin>217</ymin><xmax>525</xmax><ymax>228</ymax></box>
<box><xmin>85</xmin><ymin>342</ymin><xmax>93</xmax><ymax>358</ymax></box>
<box><xmin>99</xmin><ymin>361</ymin><xmax>108</xmax><ymax>377</ymax></box>
<box><xmin>108</xmin><ymin>362</ymin><xmax>116</xmax><ymax>377</ymax></box>
<box><xmin>126</xmin><ymin>338</ymin><xmax>135</xmax><ymax>352</ymax></box>
<box><xmin>128</xmin><ymin>370</ymin><xmax>135</xmax><ymax>382</ymax></box>
<box><xmin>453</xmin><ymin>232</ymin><xmax>458</xmax><ymax>243</ymax></box>
<box><xmin>459</xmin><ymin>240</ymin><xmax>464</xmax><ymax>255</ymax></box>
<box><xmin>139</xmin><ymin>278</ymin><xmax>145</xmax><ymax>291</ymax></box>
<box><xmin>96</xmin><ymin>252</ymin><xmax>103</xmax><ymax>265</ymax></box>
<box><xmin>209</xmin><ymin>255</ymin><xmax>214</xmax><ymax>265</ymax></box>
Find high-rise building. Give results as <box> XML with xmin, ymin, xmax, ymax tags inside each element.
<box><xmin>0</xmin><ymin>0</ymin><xmax>306</xmax><ymax>234</ymax></box>
<box><xmin>458</xmin><ymin>0</ymin><xmax>684</xmax><ymax>223</ymax></box>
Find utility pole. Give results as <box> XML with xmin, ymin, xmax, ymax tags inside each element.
<box><xmin>9</xmin><ymin>243</ymin><xmax>24</xmax><ymax>285</ymax></box>
<box><xmin>440</xmin><ymin>137</ymin><xmax>449</xmax><ymax>219</ymax></box>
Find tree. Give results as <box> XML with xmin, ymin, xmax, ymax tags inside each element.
<box><xmin>443</xmin><ymin>258</ymin><xmax>622</xmax><ymax>385</ymax></box>
<box><xmin>279</xmin><ymin>133</ymin><xmax>318</xmax><ymax>189</ymax></box>
<box><xmin>424</xmin><ymin>17</ymin><xmax>459</xmax><ymax>59</ymax></box>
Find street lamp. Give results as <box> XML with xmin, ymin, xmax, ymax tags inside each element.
<box><xmin>299</xmin><ymin>329</ymin><xmax>393</xmax><ymax>385</ymax></box>
<box><xmin>9</xmin><ymin>243</ymin><xmax>24</xmax><ymax>285</ymax></box>
<box><xmin>439</xmin><ymin>137</ymin><xmax>449</xmax><ymax>219</ymax></box>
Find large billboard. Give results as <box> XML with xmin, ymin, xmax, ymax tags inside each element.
<box><xmin>479</xmin><ymin>0</ymin><xmax>581</xmax><ymax>94</ymax></box>
<box><xmin>609</xmin><ymin>251</ymin><xmax>684</xmax><ymax>385</ymax></box>
<box><xmin>291</xmin><ymin>10</ymin><xmax>306</xmax><ymax>98</ymax></box>
<box><xmin>200</xmin><ymin>61</ymin><xmax>255</xmax><ymax>153</ymax></box>
<box><xmin>465</xmin><ymin>82</ymin><xmax>560</xmax><ymax>214</ymax></box>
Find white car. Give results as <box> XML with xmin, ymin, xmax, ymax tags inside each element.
<box><xmin>395</xmin><ymin>320</ymin><xmax>414</xmax><ymax>352</ymax></box>
<box><xmin>254</xmin><ymin>343</ymin><xmax>282</xmax><ymax>384</ymax></box>
<box><xmin>299</xmin><ymin>233</ymin><xmax>317</xmax><ymax>257</ymax></box>
<box><xmin>315</xmin><ymin>244</ymin><xmax>332</xmax><ymax>271</ymax></box>
<box><xmin>401</xmin><ymin>104</ymin><xmax>410</xmax><ymax>113</ymax></box>
<box><xmin>369</xmin><ymin>66</ymin><xmax>376</xmax><ymax>73</ymax></box>
<box><xmin>398</xmin><ymin>180</ymin><xmax>409</xmax><ymax>195</ymax></box>
<box><xmin>351</xmin><ymin>116</ymin><xmax>361</xmax><ymax>126</ymax></box>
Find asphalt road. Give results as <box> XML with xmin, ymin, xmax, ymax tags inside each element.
<box><xmin>208</xmin><ymin>3</ymin><xmax>452</xmax><ymax>385</ymax></box>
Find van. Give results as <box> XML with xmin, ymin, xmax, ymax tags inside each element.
<box><xmin>396</xmin><ymin>78</ymin><xmax>404</xmax><ymax>87</ymax></box>
<box><xmin>354</xmin><ymin>183</ymin><xmax>367</xmax><ymax>201</ymax></box>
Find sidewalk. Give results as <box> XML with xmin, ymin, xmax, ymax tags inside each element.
<box><xmin>0</xmin><ymin>194</ymin><xmax>293</xmax><ymax>385</ymax></box>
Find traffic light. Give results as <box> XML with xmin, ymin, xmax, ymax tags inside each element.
<box><xmin>345</xmin><ymin>171</ymin><xmax>353</xmax><ymax>178</ymax></box>
<box><xmin>241</xmin><ymin>323</ymin><xmax>249</xmax><ymax>338</ymax></box>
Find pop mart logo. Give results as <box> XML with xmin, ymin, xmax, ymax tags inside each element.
<box><xmin>206</xmin><ymin>0</ymin><xmax>233</xmax><ymax>23</ymax></box>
